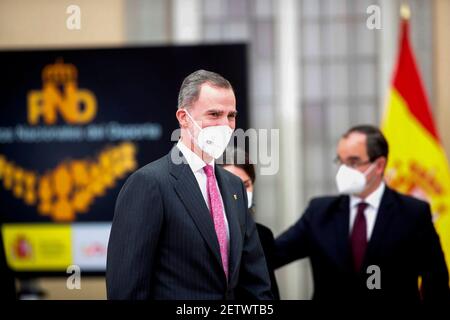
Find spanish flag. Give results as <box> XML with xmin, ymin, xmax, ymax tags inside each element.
<box><xmin>381</xmin><ymin>16</ymin><xmax>450</xmax><ymax>277</ymax></box>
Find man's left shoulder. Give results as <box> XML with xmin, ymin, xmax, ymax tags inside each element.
<box><xmin>217</xmin><ymin>165</ymin><xmax>244</xmax><ymax>188</ymax></box>
<box><xmin>385</xmin><ymin>187</ymin><xmax>431</xmax><ymax>218</ymax></box>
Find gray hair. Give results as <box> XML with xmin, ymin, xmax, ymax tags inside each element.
<box><xmin>177</xmin><ymin>69</ymin><xmax>233</xmax><ymax>109</ymax></box>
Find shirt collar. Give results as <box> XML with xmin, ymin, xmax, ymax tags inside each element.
<box><xmin>350</xmin><ymin>181</ymin><xmax>386</xmax><ymax>210</ymax></box>
<box><xmin>176</xmin><ymin>139</ymin><xmax>214</xmax><ymax>173</ymax></box>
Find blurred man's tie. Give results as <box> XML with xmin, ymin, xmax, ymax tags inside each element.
<box><xmin>351</xmin><ymin>202</ymin><xmax>368</xmax><ymax>272</ymax></box>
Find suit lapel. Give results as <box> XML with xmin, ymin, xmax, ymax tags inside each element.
<box><xmin>168</xmin><ymin>147</ymin><xmax>224</xmax><ymax>276</ymax></box>
<box><xmin>331</xmin><ymin>187</ymin><xmax>397</xmax><ymax>273</ymax></box>
<box><xmin>215</xmin><ymin>165</ymin><xmax>242</xmax><ymax>281</ymax></box>
<box><xmin>333</xmin><ymin>196</ymin><xmax>353</xmax><ymax>271</ymax></box>
<box><xmin>364</xmin><ymin>186</ymin><xmax>396</xmax><ymax>265</ymax></box>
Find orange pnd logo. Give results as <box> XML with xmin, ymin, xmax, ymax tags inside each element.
<box><xmin>27</xmin><ymin>58</ymin><xmax>97</xmax><ymax>125</ymax></box>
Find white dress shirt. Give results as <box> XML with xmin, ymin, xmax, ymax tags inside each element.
<box><xmin>349</xmin><ymin>182</ymin><xmax>386</xmax><ymax>241</ymax></box>
<box><xmin>176</xmin><ymin>139</ymin><xmax>230</xmax><ymax>242</ymax></box>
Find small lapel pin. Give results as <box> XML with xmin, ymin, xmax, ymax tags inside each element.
<box><xmin>233</xmin><ymin>194</ymin><xmax>238</xmax><ymax>200</ymax></box>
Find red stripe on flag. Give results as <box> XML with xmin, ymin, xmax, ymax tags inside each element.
<box><xmin>392</xmin><ymin>20</ymin><xmax>439</xmax><ymax>141</ymax></box>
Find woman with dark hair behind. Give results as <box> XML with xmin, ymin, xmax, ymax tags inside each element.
<box><xmin>220</xmin><ymin>148</ymin><xmax>280</xmax><ymax>300</ymax></box>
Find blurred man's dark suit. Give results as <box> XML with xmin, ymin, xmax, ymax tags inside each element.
<box><xmin>254</xmin><ymin>222</ymin><xmax>280</xmax><ymax>300</ymax></box>
<box><xmin>275</xmin><ymin>186</ymin><xmax>449</xmax><ymax>302</ymax></box>
<box><xmin>106</xmin><ymin>147</ymin><xmax>272</xmax><ymax>300</ymax></box>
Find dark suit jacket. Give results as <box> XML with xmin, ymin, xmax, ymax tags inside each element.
<box><xmin>106</xmin><ymin>147</ymin><xmax>273</xmax><ymax>300</ymax></box>
<box><xmin>275</xmin><ymin>186</ymin><xmax>449</xmax><ymax>302</ymax></box>
<box><xmin>255</xmin><ymin>223</ymin><xmax>280</xmax><ymax>300</ymax></box>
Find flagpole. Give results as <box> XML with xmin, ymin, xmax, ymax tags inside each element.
<box><xmin>400</xmin><ymin>2</ymin><xmax>411</xmax><ymax>20</ymax></box>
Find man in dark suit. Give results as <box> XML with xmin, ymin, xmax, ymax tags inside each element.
<box><xmin>106</xmin><ymin>70</ymin><xmax>272</xmax><ymax>300</ymax></box>
<box><xmin>275</xmin><ymin>125</ymin><xmax>449</xmax><ymax>302</ymax></box>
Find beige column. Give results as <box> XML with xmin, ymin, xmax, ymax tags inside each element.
<box><xmin>0</xmin><ymin>0</ymin><xmax>126</xmax><ymax>49</ymax></box>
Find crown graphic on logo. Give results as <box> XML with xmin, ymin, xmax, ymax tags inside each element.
<box><xmin>42</xmin><ymin>58</ymin><xmax>78</xmax><ymax>84</ymax></box>
<box><xmin>28</xmin><ymin>59</ymin><xmax>97</xmax><ymax>125</ymax></box>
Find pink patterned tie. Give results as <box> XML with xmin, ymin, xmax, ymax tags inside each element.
<box><xmin>203</xmin><ymin>164</ymin><xmax>229</xmax><ymax>280</ymax></box>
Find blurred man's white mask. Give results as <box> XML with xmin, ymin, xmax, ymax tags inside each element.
<box><xmin>335</xmin><ymin>163</ymin><xmax>375</xmax><ymax>195</ymax></box>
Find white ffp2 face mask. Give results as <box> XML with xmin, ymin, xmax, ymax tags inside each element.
<box><xmin>246</xmin><ymin>191</ymin><xmax>253</xmax><ymax>209</ymax></box>
<box><xmin>335</xmin><ymin>163</ymin><xmax>376</xmax><ymax>195</ymax></box>
<box><xmin>185</xmin><ymin>110</ymin><xmax>233</xmax><ymax>159</ymax></box>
